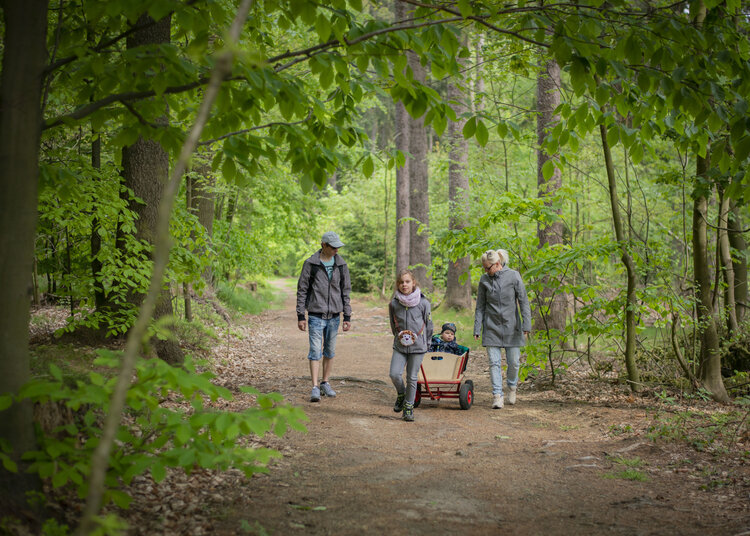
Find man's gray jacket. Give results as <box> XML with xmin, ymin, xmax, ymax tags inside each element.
<box><xmin>296</xmin><ymin>250</ymin><xmax>352</xmax><ymax>322</ymax></box>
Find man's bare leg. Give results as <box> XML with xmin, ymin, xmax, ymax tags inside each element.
<box><xmin>321</xmin><ymin>357</ymin><xmax>333</xmax><ymax>383</ymax></box>
<box><xmin>309</xmin><ymin>360</ymin><xmax>320</xmax><ymax>387</ymax></box>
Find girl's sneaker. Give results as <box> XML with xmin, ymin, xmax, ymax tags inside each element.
<box><xmin>393</xmin><ymin>393</ymin><xmax>405</xmax><ymax>412</ymax></box>
<box><xmin>492</xmin><ymin>394</ymin><xmax>504</xmax><ymax>409</ymax></box>
<box><xmin>403</xmin><ymin>402</ymin><xmax>415</xmax><ymax>422</ymax></box>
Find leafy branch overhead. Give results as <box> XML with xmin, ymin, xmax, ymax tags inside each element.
<box><xmin>42</xmin><ymin>0</ymin><xmax>472</xmax><ymax>191</ymax></box>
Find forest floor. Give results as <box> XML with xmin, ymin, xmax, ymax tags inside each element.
<box><xmin>30</xmin><ymin>279</ymin><xmax>750</xmax><ymax>535</ymax></box>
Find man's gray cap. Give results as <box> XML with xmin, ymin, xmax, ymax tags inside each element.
<box><xmin>321</xmin><ymin>231</ymin><xmax>344</xmax><ymax>248</ymax></box>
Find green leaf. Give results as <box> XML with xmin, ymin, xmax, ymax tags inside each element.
<box><xmin>569</xmin><ymin>57</ymin><xmax>589</xmax><ymax>96</ymax></box>
<box><xmin>457</xmin><ymin>0</ymin><xmax>472</xmax><ymax>17</ymax></box>
<box><xmin>49</xmin><ymin>363</ymin><xmax>63</xmax><ymax>381</ymax></box>
<box><xmin>362</xmin><ymin>155</ymin><xmax>374</xmax><ymax>178</ymax></box>
<box><xmin>222</xmin><ymin>158</ymin><xmax>237</xmax><ymax>183</ymax></box>
<box><xmin>315</xmin><ymin>14</ymin><xmax>331</xmax><ymax>42</ymax></box>
<box><xmin>624</xmin><ymin>35</ymin><xmax>641</xmax><ymax>65</ymax></box>
<box><xmin>733</xmin><ymin>135</ymin><xmax>750</xmax><ymax>163</ymax></box>
<box><xmin>0</xmin><ymin>394</ymin><xmax>12</xmax><ymax>411</ymax></box>
<box><xmin>630</xmin><ymin>143</ymin><xmax>643</xmax><ymax>164</ymax></box>
<box><xmin>52</xmin><ymin>468</ymin><xmax>69</xmax><ymax>488</ymax></box>
<box><xmin>542</xmin><ymin>159</ymin><xmax>555</xmax><ymax>181</ymax></box>
<box><xmin>475</xmin><ymin>120</ymin><xmax>489</xmax><ymax>146</ymax></box>
<box><xmin>1</xmin><ymin>455</ymin><xmax>18</xmax><ymax>473</ymax></box>
<box><xmin>319</xmin><ymin>67</ymin><xmax>334</xmax><ymax>89</ymax></box>
<box><xmin>606</xmin><ymin>125</ymin><xmax>619</xmax><ymax>148</ymax></box>
<box><xmin>462</xmin><ymin>116</ymin><xmax>476</xmax><ymax>139</ymax></box>
<box><xmin>707</xmin><ymin>112</ymin><xmax>724</xmax><ymax>133</ymax></box>
<box><xmin>108</xmin><ymin>489</ymin><xmax>133</xmax><ymax>510</ymax></box>
<box><xmin>151</xmin><ymin>461</ymin><xmax>167</xmax><ymax>483</ymax></box>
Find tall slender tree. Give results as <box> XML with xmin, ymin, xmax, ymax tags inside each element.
<box><xmin>599</xmin><ymin>111</ymin><xmax>641</xmax><ymax>393</ymax></box>
<box><xmin>693</xmin><ymin>157</ymin><xmax>729</xmax><ymax>402</ymax></box>
<box><xmin>535</xmin><ymin>57</ymin><xmax>567</xmax><ymax>338</ymax></box>
<box><xmin>728</xmin><ymin>202</ymin><xmax>748</xmax><ymax>323</ymax></box>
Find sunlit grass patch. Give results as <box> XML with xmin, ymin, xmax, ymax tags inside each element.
<box><xmin>217</xmin><ymin>281</ymin><xmax>284</xmax><ymax>314</ymax></box>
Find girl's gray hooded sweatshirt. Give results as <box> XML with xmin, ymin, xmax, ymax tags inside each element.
<box><xmin>473</xmin><ymin>268</ymin><xmax>531</xmax><ymax>347</ymax></box>
<box><xmin>389</xmin><ymin>294</ymin><xmax>433</xmax><ymax>354</ymax></box>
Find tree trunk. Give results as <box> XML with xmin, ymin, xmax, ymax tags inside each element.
<box><xmin>693</xmin><ymin>157</ymin><xmax>729</xmax><ymax>402</ymax></box>
<box><xmin>728</xmin><ymin>201</ymin><xmax>748</xmax><ymax>323</ymax></box>
<box><xmin>717</xmin><ymin>188</ymin><xmax>738</xmax><ymax>334</ymax></box>
<box><xmin>184</xmin><ymin>177</ymin><xmax>194</xmax><ymax>322</ymax></box>
<box><xmin>394</xmin><ymin>1</ymin><xmax>410</xmax><ymax>275</ymax></box>
<box><xmin>407</xmin><ymin>52</ymin><xmax>432</xmax><ymax>291</ymax></box>
<box><xmin>443</xmin><ymin>35</ymin><xmax>472</xmax><ymax>310</ymax></box>
<box><xmin>599</xmin><ymin>117</ymin><xmax>641</xmax><ymax>393</ymax></box>
<box><xmin>535</xmin><ymin>58</ymin><xmax>567</xmax><ymax>339</ymax></box>
<box><xmin>120</xmin><ymin>13</ymin><xmax>183</xmax><ymax>364</ymax></box>
<box><xmin>193</xmin><ymin>163</ymin><xmax>216</xmax><ymax>285</ymax></box>
<box><xmin>91</xmin><ymin>131</ymin><xmax>106</xmax><ymax>310</ymax></box>
<box><xmin>0</xmin><ymin>0</ymin><xmax>49</xmax><ymax>519</ymax></box>
<box><xmin>473</xmin><ymin>34</ymin><xmax>485</xmax><ymax>114</ymax></box>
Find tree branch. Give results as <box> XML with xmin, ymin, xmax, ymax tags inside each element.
<box><xmin>44</xmin><ymin>11</ymin><xmax>464</xmax><ymax>131</ymax></box>
<box><xmin>43</xmin><ymin>0</ymin><xmax>205</xmax><ymax>76</ymax></box>
<box><xmin>198</xmin><ymin>114</ymin><xmax>311</xmax><ymax>146</ymax></box>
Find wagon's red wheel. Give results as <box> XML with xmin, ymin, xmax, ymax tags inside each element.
<box><xmin>413</xmin><ymin>388</ymin><xmax>422</xmax><ymax>408</ymax></box>
<box><xmin>459</xmin><ymin>382</ymin><xmax>473</xmax><ymax>410</ymax></box>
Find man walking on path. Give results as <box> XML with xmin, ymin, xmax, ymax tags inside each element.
<box><xmin>296</xmin><ymin>231</ymin><xmax>352</xmax><ymax>402</ymax></box>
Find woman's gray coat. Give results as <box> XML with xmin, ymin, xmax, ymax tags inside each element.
<box><xmin>473</xmin><ymin>268</ymin><xmax>531</xmax><ymax>347</ymax></box>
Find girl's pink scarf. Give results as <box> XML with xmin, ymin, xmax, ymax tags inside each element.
<box><xmin>395</xmin><ymin>287</ymin><xmax>422</xmax><ymax>308</ymax></box>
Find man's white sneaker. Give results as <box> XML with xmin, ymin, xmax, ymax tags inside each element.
<box><xmin>507</xmin><ymin>386</ymin><xmax>517</xmax><ymax>405</ymax></box>
<box><xmin>492</xmin><ymin>394</ymin><xmax>504</xmax><ymax>409</ymax></box>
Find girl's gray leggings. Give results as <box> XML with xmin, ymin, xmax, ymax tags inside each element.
<box><xmin>389</xmin><ymin>349</ymin><xmax>424</xmax><ymax>405</ymax></box>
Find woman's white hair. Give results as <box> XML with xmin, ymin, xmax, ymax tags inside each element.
<box><xmin>497</xmin><ymin>249</ymin><xmax>509</xmax><ymax>267</ymax></box>
<box><xmin>481</xmin><ymin>248</ymin><xmax>509</xmax><ymax>267</ymax></box>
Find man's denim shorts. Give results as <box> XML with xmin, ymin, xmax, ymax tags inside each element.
<box><xmin>307</xmin><ymin>314</ymin><xmax>340</xmax><ymax>360</ymax></box>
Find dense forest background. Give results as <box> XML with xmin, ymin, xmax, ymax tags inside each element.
<box><xmin>2</xmin><ymin>0</ymin><xmax>750</xmax><ymax>532</ymax></box>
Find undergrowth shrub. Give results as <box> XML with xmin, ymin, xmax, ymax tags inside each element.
<box><xmin>0</xmin><ymin>351</ymin><xmax>307</xmax><ymax>529</ymax></box>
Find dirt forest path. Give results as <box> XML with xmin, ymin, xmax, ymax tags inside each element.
<box><xmin>223</xmin><ymin>279</ymin><xmax>749</xmax><ymax>536</ymax></box>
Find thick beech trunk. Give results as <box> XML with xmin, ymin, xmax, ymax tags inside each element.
<box><xmin>0</xmin><ymin>0</ymin><xmax>49</xmax><ymax>519</ymax></box>
<box><xmin>120</xmin><ymin>14</ymin><xmax>183</xmax><ymax>364</ymax></box>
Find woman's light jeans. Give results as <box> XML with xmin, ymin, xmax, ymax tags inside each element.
<box><xmin>486</xmin><ymin>346</ymin><xmax>520</xmax><ymax>396</ymax></box>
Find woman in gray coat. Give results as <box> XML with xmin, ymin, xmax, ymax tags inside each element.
<box><xmin>474</xmin><ymin>249</ymin><xmax>531</xmax><ymax>409</ymax></box>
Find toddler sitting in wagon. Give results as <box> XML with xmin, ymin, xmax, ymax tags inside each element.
<box><xmin>429</xmin><ymin>322</ymin><xmax>463</xmax><ymax>355</ymax></box>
